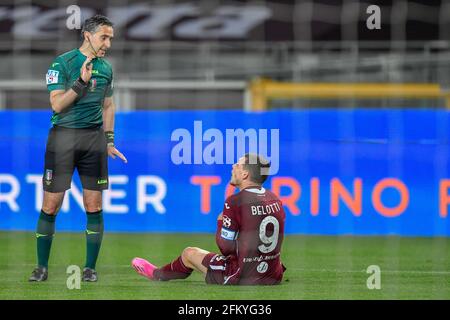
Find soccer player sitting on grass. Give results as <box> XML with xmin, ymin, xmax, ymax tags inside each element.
<box><xmin>132</xmin><ymin>153</ymin><xmax>286</xmax><ymax>285</ymax></box>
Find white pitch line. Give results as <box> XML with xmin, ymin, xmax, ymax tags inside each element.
<box><xmin>3</xmin><ymin>264</ymin><xmax>135</xmax><ymax>268</ymax></box>
<box><xmin>286</xmin><ymin>268</ymin><xmax>450</xmax><ymax>275</ymax></box>
<box><xmin>4</xmin><ymin>264</ymin><xmax>450</xmax><ymax>275</ymax></box>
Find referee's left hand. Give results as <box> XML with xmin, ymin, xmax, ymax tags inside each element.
<box><xmin>108</xmin><ymin>145</ymin><xmax>128</xmax><ymax>163</ymax></box>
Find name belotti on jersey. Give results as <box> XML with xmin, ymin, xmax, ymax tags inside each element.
<box><xmin>251</xmin><ymin>202</ymin><xmax>281</xmax><ymax>216</ymax></box>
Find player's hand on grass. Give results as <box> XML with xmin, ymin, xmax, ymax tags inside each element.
<box><xmin>108</xmin><ymin>145</ymin><xmax>128</xmax><ymax>163</ymax></box>
<box><xmin>80</xmin><ymin>57</ymin><xmax>93</xmax><ymax>83</ymax></box>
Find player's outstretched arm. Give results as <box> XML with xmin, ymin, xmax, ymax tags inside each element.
<box><xmin>103</xmin><ymin>96</ymin><xmax>127</xmax><ymax>163</ymax></box>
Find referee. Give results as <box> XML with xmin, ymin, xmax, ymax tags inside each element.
<box><xmin>29</xmin><ymin>15</ymin><xmax>127</xmax><ymax>282</ymax></box>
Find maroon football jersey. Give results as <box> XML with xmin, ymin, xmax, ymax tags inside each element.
<box><xmin>216</xmin><ymin>186</ymin><xmax>286</xmax><ymax>285</ymax></box>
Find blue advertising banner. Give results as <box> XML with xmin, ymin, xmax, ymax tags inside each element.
<box><xmin>0</xmin><ymin>109</ymin><xmax>449</xmax><ymax>236</ymax></box>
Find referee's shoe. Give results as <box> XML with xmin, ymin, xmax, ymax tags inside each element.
<box><xmin>29</xmin><ymin>267</ymin><xmax>48</xmax><ymax>282</ymax></box>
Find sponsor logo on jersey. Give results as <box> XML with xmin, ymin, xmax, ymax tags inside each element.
<box><xmin>256</xmin><ymin>261</ymin><xmax>268</xmax><ymax>274</ymax></box>
<box><xmin>46</xmin><ymin>70</ymin><xmax>59</xmax><ymax>84</ymax></box>
<box><xmin>97</xmin><ymin>178</ymin><xmax>107</xmax><ymax>185</ymax></box>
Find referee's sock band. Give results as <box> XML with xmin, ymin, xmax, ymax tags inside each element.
<box><xmin>40</xmin><ymin>210</ymin><xmax>56</xmax><ymax>222</ymax></box>
<box><xmin>86</xmin><ymin>210</ymin><xmax>103</xmax><ymax>215</ymax></box>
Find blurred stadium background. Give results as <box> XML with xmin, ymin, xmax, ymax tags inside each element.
<box><xmin>0</xmin><ymin>0</ymin><xmax>450</xmax><ymax>300</ymax></box>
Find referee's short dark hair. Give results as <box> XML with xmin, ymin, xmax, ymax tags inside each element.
<box><xmin>243</xmin><ymin>153</ymin><xmax>271</xmax><ymax>185</ymax></box>
<box><xmin>81</xmin><ymin>14</ymin><xmax>113</xmax><ymax>38</ymax></box>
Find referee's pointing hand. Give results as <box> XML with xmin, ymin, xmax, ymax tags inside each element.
<box><xmin>108</xmin><ymin>145</ymin><xmax>128</xmax><ymax>163</ymax></box>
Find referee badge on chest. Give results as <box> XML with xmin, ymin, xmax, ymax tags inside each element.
<box><xmin>45</xmin><ymin>169</ymin><xmax>53</xmax><ymax>185</ymax></box>
<box><xmin>89</xmin><ymin>78</ymin><xmax>97</xmax><ymax>92</ymax></box>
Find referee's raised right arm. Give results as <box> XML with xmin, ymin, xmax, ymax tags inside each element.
<box><xmin>50</xmin><ymin>56</ymin><xmax>93</xmax><ymax>113</ymax></box>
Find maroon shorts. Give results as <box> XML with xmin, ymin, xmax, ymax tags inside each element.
<box><xmin>201</xmin><ymin>253</ymin><xmax>240</xmax><ymax>285</ymax></box>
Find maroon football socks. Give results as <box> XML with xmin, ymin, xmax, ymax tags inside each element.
<box><xmin>153</xmin><ymin>256</ymin><xmax>193</xmax><ymax>281</ymax></box>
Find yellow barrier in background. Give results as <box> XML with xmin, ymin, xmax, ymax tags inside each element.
<box><xmin>248</xmin><ymin>78</ymin><xmax>450</xmax><ymax>111</ymax></box>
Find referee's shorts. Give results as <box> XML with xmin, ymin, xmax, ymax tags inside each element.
<box><xmin>42</xmin><ymin>125</ymin><xmax>109</xmax><ymax>193</ymax></box>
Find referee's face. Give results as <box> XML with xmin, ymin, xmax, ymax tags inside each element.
<box><xmin>89</xmin><ymin>25</ymin><xmax>114</xmax><ymax>57</ymax></box>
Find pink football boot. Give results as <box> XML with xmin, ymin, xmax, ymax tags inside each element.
<box><xmin>132</xmin><ymin>257</ymin><xmax>157</xmax><ymax>280</ymax></box>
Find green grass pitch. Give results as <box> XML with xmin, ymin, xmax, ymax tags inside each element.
<box><xmin>0</xmin><ymin>231</ymin><xmax>449</xmax><ymax>300</ymax></box>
